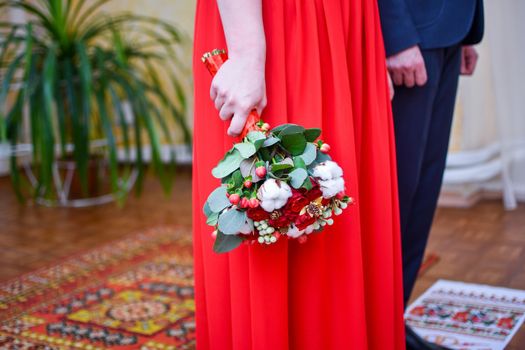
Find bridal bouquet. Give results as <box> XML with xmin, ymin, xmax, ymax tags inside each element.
<box><xmin>202</xmin><ymin>50</ymin><xmax>353</xmax><ymax>253</ymax></box>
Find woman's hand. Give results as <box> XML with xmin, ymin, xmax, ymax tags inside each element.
<box><xmin>210</xmin><ymin>54</ymin><xmax>267</xmax><ymax>136</ymax></box>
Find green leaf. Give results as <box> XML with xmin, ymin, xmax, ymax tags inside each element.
<box><xmin>218</xmin><ymin>208</ymin><xmax>247</xmax><ymax>235</ymax></box>
<box><xmin>304</xmin><ymin>128</ymin><xmax>322</xmax><ymax>142</ymax></box>
<box><xmin>316</xmin><ymin>151</ymin><xmax>332</xmax><ymax>163</ymax></box>
<box><xmin>212</xmin><ymin>149</ymin><xmax>244</xmax><ymax>179</ymax></box>
<box><xmin>234</xmin><ymin>142</ymin><xmax>257</xmax><ymax>158</ymax></box>
<box><xmin>271</xmin><ymin>158</ymin><xmax>294</xmax><ymax>172</ymax></box>
<box><xmin>206</xmin><ymin>185</ymin><xmax>231</xmax><ymax>213</ymax></box>
<box><xmin>262</xmin><ymin>136</ymin><xmax>279</xmax><ymax>148</ymax></box>
<box><xmin>289</xmin><ymin>168</ymin><xmax>308</xmax><ymax>189</ymax></box>
<box><xmin>277</xmin><ymin>124</ymin><xmax>305</xmax><ymax>137</ymax></box>
<box><xmin>271</xmin><ymin>123</ymin><xmax>299</xmax><ymax>134</ymax></box>
<box><xmin>213</xmin><ymin>231</ymin><xmax>243</xmax><ymax>254</ymax></box>
<box><xmin>206</xmin><ymin>212</ymin><xmax>220</xmax><ymax>226</ymax></box>
<box><xmin>231</xmin><ymin>169</ymin><xmax>243</xmax><ymax>187</ymax></box>
<box><xmin>302</xmin><ymin>177</ymin><xmax>313</xmax><ymax>191</ymax></box>
<box><xmin>246</xmin><ymin>131</ymin><xmax>266</xmax><ymax>149</ymax></box>
<box><xmin>293</xmin><ymin>156</ymin><xmax>307</xmax><ymax>170</ymax></box>
<box><xmin>281</xmin><ymin>133</ymin><xmax>307</xmax><ymax>156</ymax></box>
<box><xmin>203</xmin><ymin>201</ymin><xmax>213</xmax><ymax>217</ymax></box>
<box><xmin>297</xmin><ymin>143</ymin><xmax>317</xmax><ymax>166</ymax></box>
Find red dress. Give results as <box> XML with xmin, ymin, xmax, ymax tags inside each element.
<box><xmin>192</xmin><ymin>1</ymin><xmax>405</xmax><ymax>349</ymax></box>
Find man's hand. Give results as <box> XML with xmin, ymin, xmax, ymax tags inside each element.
<box><xmin>386</xmin><ymin>45</ymin><xmax>427</xmax><ymax>88</ymax></box>
<box><xmin>460</xmin><ymin>45</ymin><xmax>478</xmax><ymax>76</ymax></box>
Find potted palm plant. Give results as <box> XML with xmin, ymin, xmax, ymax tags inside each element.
<box><xmin>0</xmin><ymin>0</ymin><xmax>191</xmax><ymax>206</ymax></box>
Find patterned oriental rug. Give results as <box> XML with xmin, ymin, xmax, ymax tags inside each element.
<box><xmin>0</xmin><ymin>227</ymin><xmax>195</xmax><ymax>350</ymax></box>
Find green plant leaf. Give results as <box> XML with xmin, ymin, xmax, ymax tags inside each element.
<box><xmin>218</xmin><ymin>208</ymin><xmax>247</xmax><ymax>235</ymax></box>
<box><xmin>277</xmin><ymin>124</ymin><xmax>305</xmax><ymax>137</ymax></box>
<box><xmin>271</xmin><ymin>158</ymin><xmax>294</xmax><ymax>172</ymax></box>
<box><xmin>206</xmin><ymin>212</ymin><xmax>220</xmax><ymax>226</ymax></box>
<box><xmin>293</xmin><ymin>156</ymin><xmax>307</xmax><ymax>170</ymax></box>
<box><xmin>206</xmin><ymin>185</ymin><xmax>231</xmax><ymax>213</ymax></box>
<box><xmin>246</xmin><ymin>131</ymin><xmax>266</xmax><ymax>149</ymax></box>
<box><xmin>234</xmin><ymin>142</ymin><xmax>257</xmax><ymax>159</ymax></box>
<box><xmin>213</xmin><ymin>230</ymin><xmax>243</xmax><ymax>254</ymax></box>
<box><xmin>297</xmin><ymin>143</ymin><xmax>317</xmax><ymax>166</ymax></box>
<box><xmin>281</xmin><ymin>132</ymin><xmax>307</xmax><ymax>156</ymax></box>
<box><xmin>304</xmin><ymin>128</ymin><xmax>322</xmax><ymax>142</ymax></box>
<box><xmin>231</xmin><ymin>170</ymin><xmax>243</xmax><ymax>188</ymax></box>
<box><xmin>262</xmin><ymin>136</ymin><xmax>279</xmax><ymax>148</ymax></box>
<box><xmin>316</xmin><ymin>151</ymin><xmax>332</xmax><ymax>163</ymax></box>
<box><xmin>289</xmin><ymin>168</ymin><xmax>308</xmax><ymax>189</ymax></box>
<box><xmin>212</xmin><ymin>149</ymin><xmax>244</xmax><ymax>179</ymax></box>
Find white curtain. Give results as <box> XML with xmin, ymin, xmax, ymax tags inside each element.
<box><xmin>444</xmin><ymin>0</ymin><xmax>525</xmax><ymax>209</ymax></box>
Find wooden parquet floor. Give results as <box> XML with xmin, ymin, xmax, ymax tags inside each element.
<box><xmin>0</xmin><ymin>171</ymin><xmax>524</xmax><ymax>348</ymax></box>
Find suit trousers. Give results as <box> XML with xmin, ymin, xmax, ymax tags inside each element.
<box><xmin>392</xmin><ymin>45</ymin><xmax>462</xmax><ymax>305</ymax></box>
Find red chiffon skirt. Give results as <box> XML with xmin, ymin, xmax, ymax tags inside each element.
<box><xmin>192</xmin><ymin>1</ymin><xmax>405</xmax><ymax>349</ymax></box>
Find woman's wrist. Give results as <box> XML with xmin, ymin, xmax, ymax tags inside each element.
<box><xmin>227</xmin><ymin>37</ymin><xmax>266</xmax><ymax>62</ymax></box>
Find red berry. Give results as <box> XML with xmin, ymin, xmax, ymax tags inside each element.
<box><xmin>336</xmin><ymin>191</ymin><xmax>345</xmax><ymax>200</ymax></box>
<box><xmin>255</xmin><ymin>166</ymin><xmax>267</xmax><ymax>178</ymax></box>
<box><xmin>229</xmin><ymin>193</ymin><xmax>240</xmax><ymax>205</ymax></box>
<box><xmin>248</xmin><ymin>198</ymin><xmax>259</xmax><ymax>208</ymax></box>
<box><xmin>320</xmin><ymin>143</ymin><xmax>331</xmax><ymax>153</ymax></box>
<box><xmin>244</xmin><ymin>180</ymin><xmax>253</xmax><ymax>188</ymax></box>
<box><xmin>240</xmin><ymin>197</ymin><xmax>250</xmax><ymax>208</ymax></box>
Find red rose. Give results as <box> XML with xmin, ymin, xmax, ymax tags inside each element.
<box><xmin>285</xmin><ymin>190</ymin><xmax>310</xmax><ymax>213</ymax></box>
<box><xmin>295</xmin><ymin>213</ymin><xmax>316</xmax><ymax>230</ymax></box>
<box><xmin>305</xmin><ymin>182</ymin><xmax>323</xmax><ymax>201</ymax></box>
<box><xmin>246</xmin><ymin>207</ymin><xmax>270</xmax><ymax>221</ymax></box>
<box><xmin>267</xmin><ymin>209</ymin><xmax>298</xmax><ymax>228</ymax></box>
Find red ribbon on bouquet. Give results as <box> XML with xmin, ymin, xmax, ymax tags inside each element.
<box><xmin>201</xmin><ymin>49</ymin><xmax>260</xmax><ymax>141</ymax></box>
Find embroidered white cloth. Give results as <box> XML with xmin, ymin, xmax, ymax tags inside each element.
<box><xmin>406</xmin><ymin>280</ymin><xmax>525</xmax><ymax>350</ymax></box>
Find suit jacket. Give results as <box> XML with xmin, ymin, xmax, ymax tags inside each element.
<box><xmin>378</xmin><ymin>0</ymin><xmax>484</xmax><ymax>56</ymax></box>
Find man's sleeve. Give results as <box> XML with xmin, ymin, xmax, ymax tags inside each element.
<box><xmin>377</xmin><ymin>0</ymin><xmax>420</xmax><ymax>57</ymax></box>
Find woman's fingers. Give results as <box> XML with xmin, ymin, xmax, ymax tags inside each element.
<box><xmin>228</xmin><ymin>110</ymin><xmax>249</xmax><ymax>136</ymax></box>
<box><xmin>214</xmin><ymin>94</ymin><xmax>226</xmax><ymax>111</ymax></box>
<box><xmin>219</xmin><ymin>103</ymin><xmax>234</xmax><ymax>121</ymax></box>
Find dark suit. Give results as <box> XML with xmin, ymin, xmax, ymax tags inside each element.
<box><xmin>377</xmin><ymin>0</ymin><xmax>484</xmax><ymax>305</ymax></box>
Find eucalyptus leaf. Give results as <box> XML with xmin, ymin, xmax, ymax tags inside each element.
<box><xmin>240</xmin><ymin>158</ymin><xmax>262</xmax><ymax>182</ymax></box>
<box><xmin>234</xmin><ymin>142</ymin><xmax>257</xmax><ymax>158</ymax></box>
<box><xmin>297</xmin><ymin>143</ymin><xmax>317</xmax><ymax>166</ymax></box>
<box><xmin>281</xmin><ymin>133</ymin><xmax>307</xmax><ymax>156</ymax></box>
<box><xmin>203</xmin><ymin>201</ymin><xmax>213</xmax><ymax>217</ymax></box>
<box><xmin>206</xmin><ymin>212</ymin><xmax>220</xmax><ymax>226</ymax></box>
<box><xmin>271</xmin><ymin>158</ymin><xmax>294</xmax><ymax>172</ymax></box>
<box><xmin>206</xmin><ymin>185</ymin><xmax>231</xmax><ymax>213</ymax></box>
<box><xmin>212</xmin><ymin>149</ymin><xmax>244</xmax><ymax>179</ymax></box>
<box><xmin>218</xmin><ymin>208</ymin><xmax>247</xmax><ymax>235</ymax></box>
<box><xmin>316</xmin><ymin>151</ymin><xmax>332</xmax><ymax>163</ymax></box>
<box><xmin>276</xmin><ymin>124</ymin><xmax>305</xmax><ymax>137</ymax></box>
<box><xmin>293</xmin><ymin>156</ymin><xmax>307</xmax><ymax>170</ymax></box>
<box><xmin>263</xmin><ymin>136</ymin><xmax>280</xmax><ymax>148</ymax></box>
<box><xmin>213</xmin><ymin>231</ymin><xmax>243</xmax><ymax>254</ymax></box>
<box><xmin>289</xmin><ymin>168</ymin><xmax>308</xmax><ymax>189</ymax></box>
<box><xmin>304</xmin><ymin>128</ymin><xmax>322</xmax><ymax>142</ymax></box>
<box><xmin>246</xmin><ymin>131</ymin><xmax>266</xmax><ymax>149</ymax></box>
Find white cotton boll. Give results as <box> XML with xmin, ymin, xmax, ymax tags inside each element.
<box><xmin>257</xmin><ymin>179</ymin><xmax>293</xmax><ymax>213</ymax></box>
<box><xmin>260</xmin><ymin>200</ymin><xmax>275</xmax><ymax>212</ymax></box>
<box><xmin>319</xmin><ymin>177</ymin><xmax>345</xmax><ymax>198</ymax></box>
<box><xmin>326</xmin><ymin>161</ymin><xmax>343</xmax><ymax>178</ymax></box>
<box><xmin>312</xmin><ymin>164</ymin><xmax>332</xmax><ymax>180</ymax></box>
<box><xmin>287</xmin><ymin>224</ymin><xmax>305</xmax><ymax>238</ymax></box>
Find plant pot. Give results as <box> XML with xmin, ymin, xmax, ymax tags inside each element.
<box><xmin>21</xmin><ymin>153</ymin><xmax>138</xmax><ymax>208</ymax></box>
